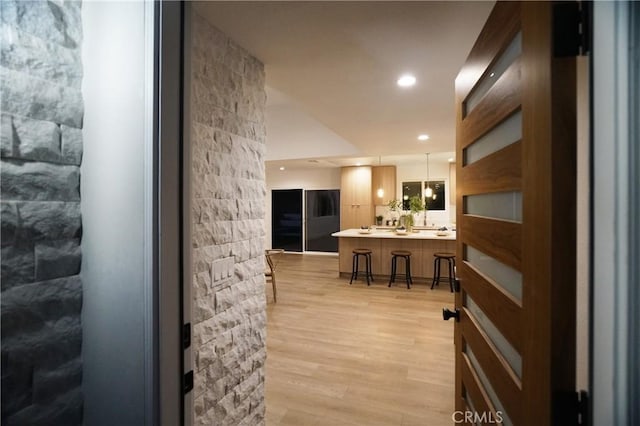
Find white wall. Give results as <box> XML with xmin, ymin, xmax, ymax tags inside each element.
<box><xmin>265</xmin><ymin>167</ymin><xmax>341</xmax><ymax>248</ymax></box>
<box><xmin>81</xmin><ymin>2</ymin><xmax>154</xmax><ymax>424</ymax></box>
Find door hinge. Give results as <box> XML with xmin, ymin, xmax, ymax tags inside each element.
<box><xmin>183</xmin><ymin>322</ymin><xmax>191</xmax><ymax>350</ymax></box>
<box><xmin>577</xmin><ymin>390</ymin><xmax>589</xmax><ymax>425</ymax></box>
<box><xmin>553</xmin><ymin>1</ymin><xmax>591</xmax><ymax>57</ymax></box>
<box><xmin>183</xmin><ymin>370</ymin><xmax>194</xmax><ymax>395</ymax></box>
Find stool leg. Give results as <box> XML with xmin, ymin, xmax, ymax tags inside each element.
<box><xmin>272</xmin><ymin>274</ymin><xmax>277</xmax><ymax>303</ymax></box>
<box><xmin>408</xmin><ymin>257</ymin><xmax>414</xmax><ymax>286</ymax></box>
<box><xmin>388</xmin><ymin>256</ymin><xmax>396</xmax><ymax>287</ymax></box>
<box><xmin>365</xmin><ymin>254</ymin><xmax>371</xmax><ymax>286</ymax></box>
<box><xmin>393</xmin><ymin>257</ymin><xmax>397</xmax><ymax>284</ymax></box>
<box><xmin>350</xmin><ymin>254</ymin><xmax>356</xmax><ymax>284</ymax></box>
<box><xmin>405</xmin><ymin>256</ymin><xmax>411</xmax><ymax>289</ymax></box>
<box><xmin>433</xmin><ymin>257</ymin><xmax>441</xmax><ymax>289</ymax></box>
<box><xmin>431</xmin><ymin>257</ymin><xmax>438</xmax><ymax>289</ymax></box>
<box><xmin>448</xmin><ymin>258</ymin><xmax>454</xmax><ymax>292</ymax></box>
<box><xmin>367</xmin><ymin>253</ymin><xmax>374</xmax><ymax>282</ymax></box>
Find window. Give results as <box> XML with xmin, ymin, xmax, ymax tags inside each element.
<box><xmin>401</xmin><ymin>180</ymin><xmax>446</xmax><ymax>211</ymax></box>
<box><xmin>424</xmin><ymin>180</ymin><xmax>445</xmax><ymax>210</ymax></box>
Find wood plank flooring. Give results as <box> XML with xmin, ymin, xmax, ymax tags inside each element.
<box><xmin>265</xmin><ymin>254</ymin><xmax>456</xmax><ymax>426</ymax></box>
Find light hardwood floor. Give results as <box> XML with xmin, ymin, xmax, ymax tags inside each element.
<box><xmin>265</xmin><ymin>254</ymin><xmax>456</xmax><ymax>426</ymax></box>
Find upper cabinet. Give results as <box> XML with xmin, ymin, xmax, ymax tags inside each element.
<box><xmin>371</xmin><ymin>166</ymin><xmax>396</xmax><ymax>206</ymax></box>
<box><xmin>340</xmin><ymin>166</ymin><xmax>373</xmax><ymax>229</ymax></box>
<box><xmin>341</xmin><ymin>166</ymin><xmax>372</xmax><ymax>206</ymax></box>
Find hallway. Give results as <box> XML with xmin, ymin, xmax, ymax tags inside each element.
<box><xmin>265</xmin><ymin>254</ymin><xmax>455</xmax><ymax>425</ymax></box>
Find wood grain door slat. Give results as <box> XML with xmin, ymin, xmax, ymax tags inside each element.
<box><xmin>456</xmin><ymin>2</ymin><xmax>521</xmax><ymax>100</ymax></box>
<box><xmin>460</xmin><ymin>352</ymin><xmax>501</xmax><ymax>425</ymax></box>
<box><xmin>461</xmin><ymin>141</ymin><xmax>522</xmax><ymax>195</ymax></box>
<box><xmin>461</xmin><ymin>215</ymin><xmax>521</xmax><ymax>271</ymax></box>
<box><xmin>460</xmin><ymin>261</ymin><xmax>522</xmax><ymax>352</ymax></box>
<box><xmin>462</xmin><ymin>308</ymin><xmax>522</xmax><ymax>425</ymax></box>
<box><xmin>462</xmin><ymin>59</ymin><xmax>522</xmax><ymax>149</ymax></box>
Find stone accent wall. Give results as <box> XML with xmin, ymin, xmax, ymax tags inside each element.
<box><xmin>190</xmin><ymin>11</ymin><xmax>267</xmax><ymax>426</ymax></box>
<box><xmin>1</xmin><ymin>1</ymin><xmax>83</xmax><ymax>424</ymax></box>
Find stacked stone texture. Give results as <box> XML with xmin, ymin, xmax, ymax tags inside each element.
<box><xmin>191</xmin><ymin>12</ymin><xmax>268</xmax><ymax>426</ymax></box>
<box><xmin>1</xmin><ymin>1</ymin><xmax>83</xmax><ymax>424</ymax></box>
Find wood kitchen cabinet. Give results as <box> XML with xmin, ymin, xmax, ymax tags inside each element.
<box><xmin>371</xmin><ymin>166</ymin><xmax>396</xmax><ymax>206</ymax></box>
<box><xmin>340</xmin><ymin>166</ymin><xmax>373</xmax><ymax>229</ymax></box>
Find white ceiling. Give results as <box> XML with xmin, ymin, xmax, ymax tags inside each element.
<box><xmin>194</xmin><ymin>1</ymin><xmax>495</xmax><ymax>167</ymax></box>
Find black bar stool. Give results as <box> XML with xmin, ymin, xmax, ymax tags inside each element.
<box><xmin>388</xmin><ymin>250</ymin><xmax>413</xmax><ymax>289</ymax></box>
<box><xmin>431</xmin><ymin>252</ymin><xmax>455</xmax><ymax>292</ymax></box>
<box><xmin>350</xmin><ymin>249</ymin><xmax>374</xmax><ymax>285</ymax></box>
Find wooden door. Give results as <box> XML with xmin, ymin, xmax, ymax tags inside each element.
<box><xmin>453</xmin><ymin>2</ymin><xmax>577</xmax><ymax>425</ymax></box>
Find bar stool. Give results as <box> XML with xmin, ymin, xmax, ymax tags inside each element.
<box><xmin>388</xmin><ymin>250</ymin><xmax>413</xmax><ymax>289</ymax></box>
<box><xmin>431</xmin><ymin>252</ymin><xmax>456</xmax><ymax>292</ymax></box>
<box><xmin>350</xmin><ymin>249</ymin><xmax>374</xmax><ymax>285</ymax></box>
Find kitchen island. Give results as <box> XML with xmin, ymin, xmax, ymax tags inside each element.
<box><xmin>331</xmin><ymin>228</ymin><xmax>456</xmax><ymax>281</ymax></box>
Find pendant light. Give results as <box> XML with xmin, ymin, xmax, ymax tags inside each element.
<box><xmin>376</xmin><ymin>156</ymin><xmax>384</xmax><ymax>199</ymax></box>
<box><xmin>425</xmin><ymin>153</ymin><xmax>433</xmax><ymax>198</ymax></box>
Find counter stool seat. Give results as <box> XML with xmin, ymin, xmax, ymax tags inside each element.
<box><xmin>389</xmin><ymin>250</ymin><xmax>413</xmax><ymax>289</ymax></box>
<box><xmin>431</xmin><ymin>252</ymin><xmax>456</xmax><ymax>292</ymax></box>
<box><xmin>350</xmin><ymin>249</ymin><xmax>374</xmax><ymax>285</ymax></box>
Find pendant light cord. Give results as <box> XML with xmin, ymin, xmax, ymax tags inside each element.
<box><xmin>426</xmin><ymin>153</ymin><xmax>430</xmax><ymax>190</ymax></box>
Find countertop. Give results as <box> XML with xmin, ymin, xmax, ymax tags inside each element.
<box><xmin>331</xmin><ymin>228</ymin><xmax>456</xmax><ymax>241</ymax></box>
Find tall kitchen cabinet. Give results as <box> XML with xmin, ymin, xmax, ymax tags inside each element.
<box><xmin>371</xmin><ymin>166</ymin><xmax>396</xmax><ymax>206</ymax></box>
<box><xmin>340</xmin><ymin>166</ymin><xmax>373</xmax><ymax>229</ymax></box>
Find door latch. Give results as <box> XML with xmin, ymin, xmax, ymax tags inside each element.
<box><xmin>183</xmin><ymin>370</ymin><xmax>194</xmax><ymax>394</ymax></box>
<box><xmin>443</xmin><ymin>308</ymin><xmax>460</xmax><ymax>322</ymax></box>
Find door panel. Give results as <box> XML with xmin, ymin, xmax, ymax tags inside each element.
<box><xmin>460</xmin><ymin>141</ymin><xmax>522</xmax><ymax>195</ymax></box>
<box><xmin>462</xmin><ymin>308</ymin><xmax>522</xmax><ymax>424</ymax></box>
<box><xmin>465</xmin><ymin>191</ymin><xmax>522</xmax><ymax>223</ymax></box>
<box><xmin>462</xmin><ymin>216</ymin><xmax>521</xmax><ymax>270</ymax></box>
<box><xmin>464</xmin><ymin>110</ymin><xmax>522</xmax><ymax>165</ymax></box>
<box><xmin>461</xmin><ymin>352</ymin><xmax>496</xmax><ymax>422</ymax></box>
<box><xmin>461</xmin><ymin>58</ymin><xmax>521</xmax><ymax>143</ymax></box>
<box><xmin>464</xmin><ymin>244</ymin><xmax>523</xmax><ymax>299</ymax></box>
<box><xmin>455</xmin><ymin>2</ymin><xmax>576</xmax><ymax>425</ymax></box>
<box><xmin>305</xmin><ymin>190</ymin><xmax>340</xmax><ymax>252</ymax></box>
<box><xmin>272</xmin><ymin>189</ymin><xmax>303</xmax><ymax>252</ymax></box>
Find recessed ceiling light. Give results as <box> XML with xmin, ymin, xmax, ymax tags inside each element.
<box><xmin>397</xmin><ymin>74</ymin><xmax>416</xmax><ymax>87</ymax></box>
<box><xmin>418</xmin><ymin>134</ymin><xmax>430</xmax><ymax>141</ymax></box>
<box><xmin>279</xmin><ymin>166</ymin><xmax>285</xmax><ymax>171</ymax></box>
<box><xmin>448</xmin><ymin>158</ymin><xmax>454</xmax><ymax>162</ymax></box>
